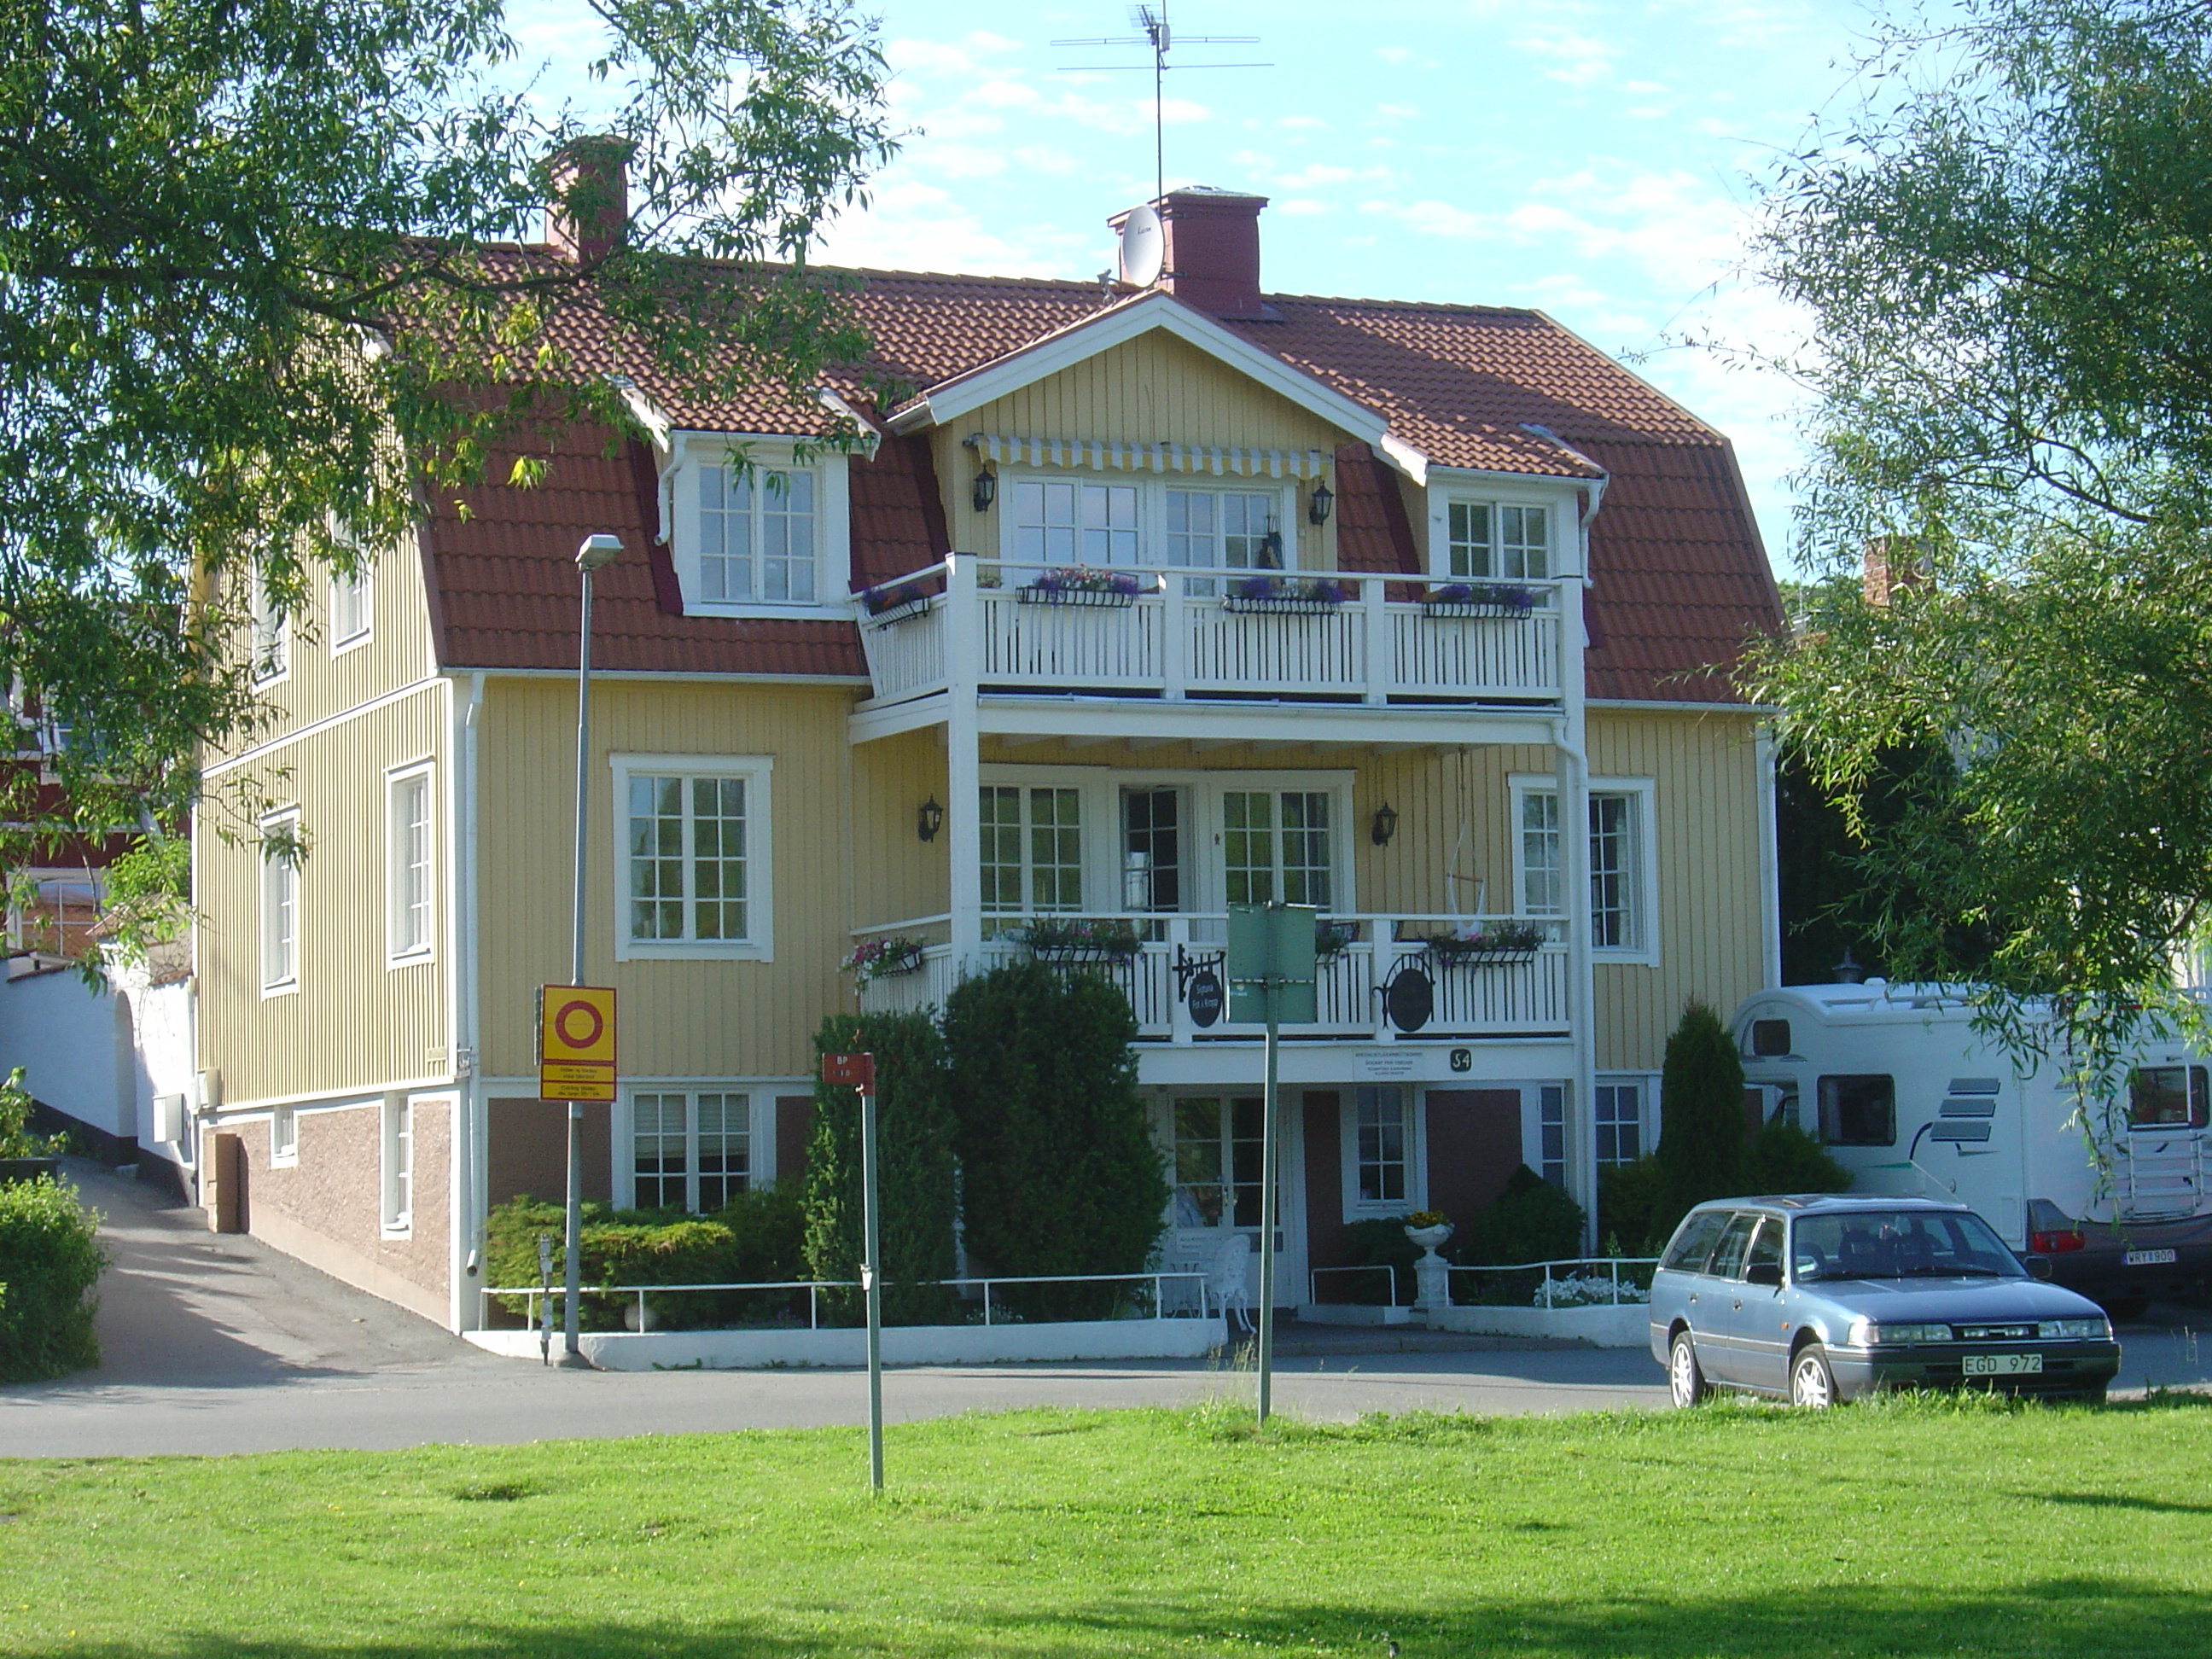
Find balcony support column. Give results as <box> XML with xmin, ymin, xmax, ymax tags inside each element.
<box><xmin>943</xmin><ymin>553</ymin><xmax>985</xmax><ymax>978</ymax></box>
<box><xmin>1557</xmin><ymin>499</ymin><xmax>1600</xmax><ymax>1254</ymax></box>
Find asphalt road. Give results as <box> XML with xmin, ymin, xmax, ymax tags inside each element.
<box><xmin>7</xmin><ymin>1160</ymin><xmax>2209</xmax><ymax>1460</ymax></box>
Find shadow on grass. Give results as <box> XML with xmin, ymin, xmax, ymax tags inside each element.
<box><xmin>26</xmin><ymin>1579</ymin><xmax>2212</xmax><ymax>1658</ymax></box>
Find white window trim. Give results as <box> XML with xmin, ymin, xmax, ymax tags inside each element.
<box><xmin>620</xmin><ymin>1086</ymin><xmax>765</xmax><ymax>1210</ymax></box>
<box><xmin>250</xmin><ymin>567</ymin><xmax>290</xmax><ymax>686</ymax></box>
<box><xmin>1339</xmin><ymin>1084</ymin><xmax>1427</xmax><ymax>1221</ymax></box>
<box><xmin>997</xmin><ymin>472</ymin><xmax>1302</xmax><ymax>573</ymax></box>
<box><xmin>259</xmin><ymin>809</ymin><xmax>300</xmax><ymax>998</ymax></box>
<box><xmin>269</xmin><ymin>1105</ymin><xmax>299</xmax><ymax>1167</ymax></box>
<box><xmin>1423</xmin><ymin>477</ymin><xmax>1573</xmax><ymax>582</ymax></box>
<box><xmin>380</xmin><ymin>1093</ymin><xmax>413</xmax><ymax>1235</ymax></box>
<box><xmin>1594</xmin><ymin>1073</ymin><xmax>1659</xmax><ymax>1168</ymax></box>
<box><xmin>330</xmin><ymin>567</ymin><xmax>373</xmax><ymax>655</ymax></box>
<box><xmin>1509</xmin><ymin>773</ymin><xmax>1659</xmax><ymax>966</ymax></box>
<box><xmin>610</xmin><ymin>753</ymin><xmax>774</xmax><ymax>963</ymax></box>
<box><xmin>385</xmin><ymin>760</ymin><xmax>435</xmax><ymax>969</ymax></box>
<box><xmin>975</xmin><ymin>764</ymin><xmax>1356</xmax><ymax>917</ymax></box>
<box><xmin>665</xmin><ymin>434</ymin><xmax>850</xmax><ymax>619</ymax></box>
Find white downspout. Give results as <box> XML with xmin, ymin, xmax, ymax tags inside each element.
<box><xmin>1755</xmin><ymin>724</ymin><xmax>1782</xmax><ymax>990</ymax></box>
<box><xmin>1558</xmin><ymin>467</ymin><xmax>1605</xmax><ymax>1253</ymax></box>
<box><xmin>449</xmin><ymin>670</ymin><xmax>487</xmax><ymax>1330</ymax></box>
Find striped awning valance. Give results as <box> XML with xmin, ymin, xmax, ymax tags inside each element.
<box><xmin>966</xmin><ymin>434</ymin><xmax>1331</xmax><ymax>480</ymax></box>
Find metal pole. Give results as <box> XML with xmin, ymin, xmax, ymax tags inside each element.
<box><xmin>861</xmin><ymin>1084</ymin><xmax>885</xmax><ymax>1491</ymax></box>
<box><xmin>560</xmin><ymin>560</ymin><xmax>596</xmax><ymax>1367</ymax></box>
<box><xmin>1256</xmin><ymin>980</ymin><xmax>1279</xmax><ymax>1425</ymax></box>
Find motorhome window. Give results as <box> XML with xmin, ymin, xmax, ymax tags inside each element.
<box><xmin>1750</xmin><ymin>1018</ymin><xmax>1792</xmax><ymax>1057</ymax></box>
<box><xmin>1662</xmin><ymin>1208</ymin><xmax>1732</xmax><ymax>1274</ymax></box>
<box><xmin>2127</xmin><ymin>1065</ymin><xmax>2210</xmax><ymax>1131</ymax></box>
<box><xmin>1817</xmin><ymin>1074</ymin><xmax>1896</xmax><ymax>1146</ymax></box>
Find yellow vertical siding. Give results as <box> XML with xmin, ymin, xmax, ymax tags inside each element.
<box><xmin>197</xmin><ymin>687</ymin><xmax>450</xmax><ymax>1104</ymax></box>
<box><xmin>474</xmin><ymin>678</ymin><xmax>863</xmax><ymax>1081</ymax></box>
<box><xmin>935</xmin><ymin>330</ymin><xmax>1349</xmax><ymax>571</ymax></box>
<box><xmin>852</xmin><ymin>730</ymin><xmax>951</xmax><ymax>930</ymax></box>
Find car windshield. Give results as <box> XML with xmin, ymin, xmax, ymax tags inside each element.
<box><xmin>1791</xmin><ymin>1210</ymin><xmax>2024</xmax><ymax>1281</ymax></box>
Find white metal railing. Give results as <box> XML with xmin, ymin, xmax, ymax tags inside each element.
<box><xmin>1444</xmin><ymin>1255</ymin><xmax>1659</xmax><ymax>1308</ymax></box>
<box><xmin>853</xmin><ymin>911</ymin><xmax>1572</xmax><ymax>1039</ymax></box>
<box><xmin>855</xmin><ymin>556</ymin><xmax>1564</xmax><ymax>707</ymax></box>
<box><xmin>1308</xmin><ymin>1262</ymin><xmax>1404</xmax><ymax>1306</ymax></box>
<box><xmin>484</xmin><ymin>1270</ymin><xmax>1214</xmax><ymax>1332</ymax></box>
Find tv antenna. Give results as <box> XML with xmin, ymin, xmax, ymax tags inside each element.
<box><xmin>1054</xmin><ymin>5</ymin><xmax>1267</xmax><ymax>205</ymax></box>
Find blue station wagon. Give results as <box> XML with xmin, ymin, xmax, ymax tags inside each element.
<box><xmin>1649</xmin><ymin>1195</ymin><xmax>2122</xmax><ymax>1407</ymax></box>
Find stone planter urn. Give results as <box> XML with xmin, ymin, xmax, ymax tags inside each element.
<box><xmin>1404</xmin><ymin>1221</ymin><xmax>1454</xmax><ymax>1315</ymax></box>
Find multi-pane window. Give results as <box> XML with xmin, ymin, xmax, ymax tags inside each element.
<box><xmin>1519</xmin><ymin>785</ymin><xmax>1646</xmax><ymax>952</ymax></box>
<box><xmin>633</xmin><ymin>1091</ymin><xmax>750</xmax><ymax>1212</ymax></box>
<box><xmin>1446</xmin><ymin>501</ymin><xmax>1549</xmax><ymax>579</ymax></box>
<box><xmin>388</xmin><ymin>770</ymin><xmax>432</xmax><ymax>962</ymax></box>
<box><xmin>1355</xmin><ymin>1086</ymin><xmax>1410</xmax><ymax>1205</ymax></box>
<box><xmin>1014</xmin><ymin>480</ymin><xmax>1139</xmax><ymax>565</ymax></box>
<box><xmin>331</xmin><ymin>565</ymin><xmax>370</xmax><ymax>648</ymax></box>
<box><xmin>1173</xmin><ymin>1095</ymin><xmax>1265</xmax><ymax>1229</ymax></box>
<box><xmin>381</xmin><ymin>1097</ymin><xmax>412</xmax><ymax>1231</ymax></box>
<box><xmin>699</xmin><ymin>464</ymin><xmax>817</xmax><ymax>602</ymax></box>
<box><xmin>261</xmin><ymin>815</ymin><xmax>299</xmax><ymax>992</ymax></box>
<box><xmin>1595</xmin><ymin>1083</ymin><xmax>1642</xmax><ymax>1167</ymax></box>
<box><xmin>627</xmin><ymin>775</ymin><xmax>749</xmax><ymax>943</ymax></box>
<box><xmin>1165</xmin><ymin>488</ymin><xmax>1277</xmax><ymax>587</ymax></box>
<box><xmin>1122</xmin><ymin>788</ymin><xmax>1183</xmax><ymax>912</ymax></box>
<box><xmin>1539</xmin><ymin>1085</ymin><xmax>1567</xmax><ymax>1187</ymax></box>
<box><xmin>979</xmin><ymin>785</ymin><xmax>1083</xmax><ymax>916</ymax></box>
<box><xmin>1223</xmin><ymin>790</ymin><xmax>1332</xmax><ymax>908</ymax></box>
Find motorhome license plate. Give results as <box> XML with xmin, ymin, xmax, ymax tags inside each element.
<box><xmin>2125</xmin><ymin>1248</ymin><xmax>2178</xmax><ymax>1266</ymax></box>
<box><xmin>1964</xmin><ymin>1353</ymin><xmax>2043</xmax><ymax>1376</ymax></box>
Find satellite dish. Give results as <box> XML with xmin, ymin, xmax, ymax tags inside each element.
<box><xmin>1118</xmin><ymin>204</ymin><xmax>1165</xmax><ymax>287</ymax></box>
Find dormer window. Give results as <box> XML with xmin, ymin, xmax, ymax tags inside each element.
<box><xmin>667</xmin><ymin>436</ymin><xmax>850</xmax><ymax>617</ymax></box>
<box><xmin>1446</xmin><ymin>501</ymin><xmax>1550</xmax><ymax>579</ymax></box>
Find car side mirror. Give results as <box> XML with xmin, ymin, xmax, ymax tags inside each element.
<box><xmin>2024</xmin><ymin>1254</ymin><xmax>2054</xmax><ymax>1281</ymax></box>
<box><xmin>1744</xmin><ymin>1262</ymin><xmax>1783</xmax><ymax>1288</ymax></box>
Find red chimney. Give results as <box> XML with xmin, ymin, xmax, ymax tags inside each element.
<box><xmin>544</xmin><ymin>137</ymin><xmax>634</xmax><ymax>265</ymax></box>
<box><xmin>1112</xmin><ymin>188</ymin><xmax>1270</xmax><ymax>318</ymax></box>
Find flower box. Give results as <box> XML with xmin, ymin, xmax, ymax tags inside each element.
<box><xmin>1420</xmin><ymin>582</ymin><xmax>1539</xmax><ymax>619</ymax></box>
<box><xmin>843</xmin><ymin>936</ymin><xmax>929</xmax><ymax>984</ymax></box>
<box><xmin>862</xmin><ymin>580</ymin><xmax>936</xmax><ymax>624</ymax></box>
<box><xmin>1017</xmin><ymin>567</ymin><xmax>1146</xmax><ymax>608</ymax></box>
<box><xmin>1223</xmin><ymin>574</ymin><xmax>1352</xmax><ymax>614</ymax></box>
<box><xmin>1019</xmin><ymin>918</ymin><xmax>1144</xmax><ymax>964</ymax></box>
<box><xmin>1422</xmin><ymin>923</ymin><xmax>1546</xmax><ymax>967</ymax></box>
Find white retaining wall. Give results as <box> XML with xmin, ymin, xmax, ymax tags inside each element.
<box><xmin>465</xmin><ymin>1315</ymin><xmax>1227</xmax><ymax>1371</ymax></box>
<box><xmin>1424</xmin><ymin>1301</ymin><xmax>1650</xmax><ymax>1348</ymax></box>
<box><xmin>0</xmin><ymin>966</ymin><xmax>130</xmax><ymax>1138</ymax></box>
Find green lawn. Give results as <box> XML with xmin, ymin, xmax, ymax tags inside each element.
<box><xmin>7</xmin><ymin>1393</ymin><xmax>2212</xmax><ymax>1657</ymax></box>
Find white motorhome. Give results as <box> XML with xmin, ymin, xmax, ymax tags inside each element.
<box><xmin>1731</xmin><ymin>982</ymin><xmax>2212</xmax><ymax>1314</ymax></box>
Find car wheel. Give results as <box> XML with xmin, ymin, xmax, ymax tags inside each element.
<box><xmin>1789</xmin><ymin>1343</ymin><xmax>1837</xmax><ymax>1410</ymax></box>
<box><xmin>1668</xmin><ymin>1331</ymin><xmax>1708</xmax><ymax>1407</ymax></box>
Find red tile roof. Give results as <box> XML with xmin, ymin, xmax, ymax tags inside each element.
<box><xmin>428</xmin><ymin>254</ymin><xmax>1780</xmax><ymax>701</ymax></box>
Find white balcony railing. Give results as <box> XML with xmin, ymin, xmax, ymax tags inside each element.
<box><xmin>851</xmin><ymin>913</ymin><xmax>1570</xmax><ymax>1042</ymax></box>
<box><xmin>854</xmin><ymin>559</ymin><xmax>1565</xmax><ymax>707</ymax></box>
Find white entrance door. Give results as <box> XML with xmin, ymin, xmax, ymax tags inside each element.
<box><xmin>1161</xmin><ymin>1092</ymin><xmax>1304</xmax><ymax>1312</ymax></box>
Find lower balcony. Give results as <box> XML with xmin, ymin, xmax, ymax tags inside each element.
<box><xmin>852</xmin><ymin>912</ymin><xmax>1570</xmax><ymax>1042</ymax></box>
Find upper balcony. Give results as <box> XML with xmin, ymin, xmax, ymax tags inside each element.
<box><xmin>853</xmin><ymin>557</ymin><xmax>1567</xmax><ymax>733</ymax></box>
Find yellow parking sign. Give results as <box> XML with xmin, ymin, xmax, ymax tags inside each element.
<box><xmin>538</xmin><ymin>986</ymin><xmax>617</xmax><ymax>1101</ymax></box>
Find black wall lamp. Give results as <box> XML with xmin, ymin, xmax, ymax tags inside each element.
<box><xmin>1370</xmin><ymin>802</ymin><xmax>1399</xmax><ymax>847</ymax></box>
<box><xmin>917</xmin><ymin>796</ymin><xmax>945</xmax><ymax>842</ymax></box>
<box><xmin>972</xmin><ymin>469</ymin><xmax>998</xmax><ymax>513</ymax></box>
<box><xmin>1307</xmin><ymin>480</ymin><xmax>1335</xmax><ymax>526</ymax></box>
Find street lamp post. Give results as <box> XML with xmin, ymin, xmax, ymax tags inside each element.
<box><xmin>562</xmin><ymin>532</ymin><xmax>624</xmax><ymax>1365</ymax></box>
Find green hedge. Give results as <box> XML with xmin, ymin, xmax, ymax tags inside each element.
<box><xmin>483</xmin><ymin>1186</ymin><xmax>805</xmax><ymax>1330</ymax></box>
<box><xmin>1450</xmin><ymin>1165</ymin><xmax>1587</xmax><ymax>1267</ymax></box>
<box><xmin>0</xmin><ymin>1174</ymin><xmax>106</xmax><ymax>1381</ymax></box>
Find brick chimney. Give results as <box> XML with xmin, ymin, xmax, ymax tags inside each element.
<box><xmin>1861</xmin><ymin>536</ymin><xmax>1925</xmax><ymax>607</ymax></box>
<box><xmin>544</xmin><ymin>137</ymin><xmax>634</xmax><ymax>265</ymax></box>
<box><xmin>1112</xmin><ymin>187</ymin><xmax>1271</xmax><ymax>318</ymax></box>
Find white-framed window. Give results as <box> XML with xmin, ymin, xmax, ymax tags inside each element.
<box><xmin>1441</xmin><ymin>498</ymin><xmax>1551</xmax><ymax>579</ymax></box>
<box><xmin>1341</xmin><ymin>1086</ymin><xmax>1422</xmax><ymax>1220</ymax></box>
<box><xmin>631</xmin><ymin>1090</ymin><xmax>752</xmax><ymax>1212</ymax></box>
<box><xmin>1001</xmin><ymin>474</ymin><xmax>1296</xmax><ymax>576</ymax></box>
<box><xmin>387</xmin><ymin>763</ymin><xmax>433</xmax><ymax>966</ymax></box>
<box><xmin>1223</xmin><ymin>789</ymin><xmax>1332</xmax><ymax>908</ymax></box>
<box><xmin>979</xmin><ymin>784</ymin><xmax>1084</xmax><ymax>917</ymax></box>
<box><xmin>1171</xmin><ymin>1093</ymin><xmax>1266</xmax><ymax>1230</ymax></box>
<box><xmin>260</xmin><ymin>811</ymin><xmax>300</xmax><ymax>995</ymax></box>
<box><xmin>270</xmin><ymin>1105</ymin><xmax>298</xmax><ymax>1166</ymax></box>
<box><xmin>381</xmin><ymin>1096</ymin><xmax>413</xmax><ymax>1232</ymax></box>
<box><xmin>1539</xmin><ymin>1085</ymin><xmax>1567</xmax><ymax>1187</ymax></box>
<box><xmin>330</xmin><ymin>566</ymin><xmax>371</xmax><ymax>651</ymax></box>
<box><xmin>1511</xmin><ymin>775</ymin><xmax>1657</xmax><ymax>961</ymax></box>
<box><xmin>1595</xmin><ymin>1080</ymin><xmax>1644</xmax><ymax>1167</ymax></box>
<box><xmin>250</xmin><ymin>567</ymin><xmax>289</xmax><ymax>684</ymax></box>
<box><xmin>667</xmin><ymin>438</ymin><xmax>850</xmax><ymax>618</ymax></box>
<box><xmin>611</xmin><ymin>754</ymin><xmax>772</xmax><ymax>961</ymax></box>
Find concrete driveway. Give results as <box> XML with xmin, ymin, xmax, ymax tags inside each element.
<box><xmin>6</xmin><ymin>1161</ymin><xmax>2209</xmax><ymax>1459</ymax></box>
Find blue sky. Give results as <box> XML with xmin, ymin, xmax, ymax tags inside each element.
<box><xmin>512</xmin><ymin>0</ymin><xmax>1894</xmax><ymax>570</ymax></box>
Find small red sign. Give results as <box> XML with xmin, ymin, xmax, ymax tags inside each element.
<box><xmin>822</xmin><ymin>1051</ymin><xmax>876</xmax><ymax>1091</ymax></box>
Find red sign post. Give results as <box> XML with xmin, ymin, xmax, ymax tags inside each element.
<box><xmin>822</xmin><ymin>1051</ymin><xmax>876</xmax><ymax>1092</ymax></box>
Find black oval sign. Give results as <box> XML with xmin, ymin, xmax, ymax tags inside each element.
<box><xmin>1187</xmin><ymin>967</ymin><xmax>1225</xmax><ymax>1028</ymax></box>
<box><xmin>1385</xmin><ymin>967</ymin><xmax>1435</xmax><ymax>1033</ymax></box>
